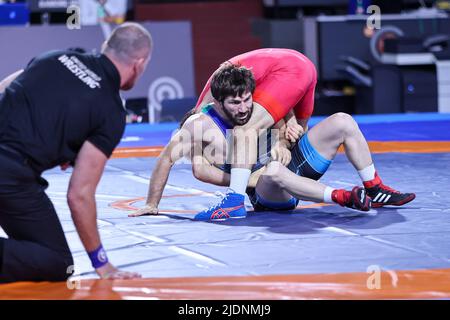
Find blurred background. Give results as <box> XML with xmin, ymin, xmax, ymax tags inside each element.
<box><xmin>1</xmin><ymin>0</ymin><xmax>449</xmax><ymax>123</ymax></box>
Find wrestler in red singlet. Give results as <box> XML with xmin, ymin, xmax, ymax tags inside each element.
<box><xmin>195</xmin><ymin>48</ymin><xmax>317</xmax><ymax>123</ymax></box>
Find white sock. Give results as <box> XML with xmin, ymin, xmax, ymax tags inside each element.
<box><xmin>229</xmin><ymin>168</ymin><xmax>251</xmax><ymax>195</ymax></box>
<box><xmin>323</xmin><ymin>186</ymin><xmax>335</xmax><ymax>203</ymax></box>
<box><xmin>358</xmin><ymin>164</ymin><xmax>376</xmax><ymax>182</ymax></box>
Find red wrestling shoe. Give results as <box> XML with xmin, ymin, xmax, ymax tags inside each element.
<box><xmin>364</xmin><ymin>172</ymin><xmax>416</xmax><ymax>208</ymax></box>
<box><xmin>332</xmin><ymin>187</ymin><xmax>372</xmax><ymax>212</ymax></box>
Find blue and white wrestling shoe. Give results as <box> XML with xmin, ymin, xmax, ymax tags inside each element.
<box><xmin>194</xmin><ymin>192</ymin><xmax>247</xmax><ymax>221</ymax></box>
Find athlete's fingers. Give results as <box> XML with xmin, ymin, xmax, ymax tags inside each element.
<box><xmin>286</xmin><ymin>124</ymin><xmax>304</xmax><ymax>143</ymax></box>
<box><xmin>285</xmin><ymin>129</ymin><xmax>293</xmax><ymax>142</ymax></box>
<box><xmin>274</xmin><ymin>149</ymin><xmax>283</xmax><ymax>164</ymax></box>
<box><xmin>117</xmin><ymin>271</ymin><xmax>141</xmax><ymax>279</ymax></box>
<box><xmin>271</xmin><ymin>144</ymin><xmax>291</xmax><ymax>166</ymax></box>
<box><xmin>291</xmin><ymin>128</ymin><xmax>300</xmax><ymax>140</ymax></box>
<box><xmin>270</xmin><ymin>148</ymin><xmax>277</xmax><ymax>162</ymax></box>
<box><xmin>128</xmin><ymin>205</ymin><xmax>159</xmax><ymax>217</ymax></box>
<box><xmin>282</xmin><ymin>149</ymin><xmax>291</xmax><ymax>166</ymax></box>
<box><xmin>286</xmin><ymin>126</ymin><xmax>292</xmax><ymax>135</ymax></box>
<box><xmin>106</xmin><ymin>270</ymin><xmax>142</xmax><ymax>280</ymax></box>
<box><xmin>276</xmin><ymin>148</ymin><xmax>284</xmax><ymax>165</ymax></box>
<box><xmin>283</xmin><ymin>150</ymin><xmax>292</xmax><ymax>166</ymax></box>
<box><xmin>289</xmin><ymin>127</ymin><xmax>301</xmax><ymax>140</ymax></box>
<box><xmin>285</xmin><ymin>132</ymin><xmax>292</xmax><ymax>143</ymax></box>
<box><xmin>285</xmin><ymin>128</ymin><xmax>297</xmax><ymax>143</ymax></box>
<box><xmin>281</xmin><ymin>150</ymin><xmax>286</xmax><ymax>165</ymax></box>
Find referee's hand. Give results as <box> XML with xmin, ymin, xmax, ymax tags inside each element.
<box><xmin>96</xmin><ymin>262</ymin><xmax>142</xmax><ymax>280</ymax></box>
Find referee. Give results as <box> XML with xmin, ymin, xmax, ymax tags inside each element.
<box><xmin>0</xmin><ymin>22</ymin><xmax>152</xmax><ymax>283</ymax></box>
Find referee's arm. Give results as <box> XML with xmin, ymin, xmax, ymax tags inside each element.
<box><xmin>67</xmin><ymin>140</ymin><xmax>140</xmax><ymax>279</ymax></box>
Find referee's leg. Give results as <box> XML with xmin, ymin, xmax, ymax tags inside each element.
<box><xmin>0</xmin><ymin>156</ymin><xmax>73</xmax><ymax>283</ymax></box>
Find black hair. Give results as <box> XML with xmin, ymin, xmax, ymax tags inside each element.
<box><xmin>210</xmin><ymin>62</ymin><xmax>255</xmax><ymax>104</ymax></box>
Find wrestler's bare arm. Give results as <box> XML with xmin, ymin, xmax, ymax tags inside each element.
<box><xmin>191</xmin><ymin>116</ymin><xmax>231</xmax><ymax>186</ymax></box>
<box><xmin>131</xmin><ymin>115</ymin><xmax>203</xmax><ymax>216</ymax></box>
<box><xmin>192</xmin><ymin>156</ymin><xmax>230</xmax><ymax>186</ymax></box>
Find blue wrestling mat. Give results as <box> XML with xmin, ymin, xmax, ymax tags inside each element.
<box><xmin>2</xmin><ymin>112</ymin><xmax>447</xmax><ymax>281</ymax></box>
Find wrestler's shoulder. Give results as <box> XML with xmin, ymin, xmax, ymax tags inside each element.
<box><xmin>181</xmin><ymin>112</ymin><xmax>214</xmax><ymax>130</ymax></box>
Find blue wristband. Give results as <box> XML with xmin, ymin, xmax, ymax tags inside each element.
<box><xmin>88</xmin><ymin>244</ymin><xmax>109</xmax><ymax>269</ymax></box>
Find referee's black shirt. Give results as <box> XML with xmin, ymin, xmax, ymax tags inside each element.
<box><xmin>0</xmin><ymin>50</ymin><xmax>126</xmax><ymax>174</ymax></box>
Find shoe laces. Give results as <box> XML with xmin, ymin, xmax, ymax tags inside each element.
<box><xmin>379</xmin><ymin>183</ymin><xmax>400</xmax><ymax>194</ymax></box>
<box><xmin>214</xmin><ymin>191</ymin><xmax>226</xmax><ymax>198</ymax></box>
<box><xmin>207</xmin><ymin>192</ymin><xmax>232</xmax><ymax>211</ymax></box>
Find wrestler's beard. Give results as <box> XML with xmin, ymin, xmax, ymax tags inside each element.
<box><xmin>223</xmin><ymin>104</ymin><xmax>253</xmax><ymax>126</ymax></box>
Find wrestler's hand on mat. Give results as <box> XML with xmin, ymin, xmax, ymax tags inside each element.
<box><xmin>270</xmin><ymin>143</ymin><xmax>292</xmax><ymax>166</ymax></box>
<box><xmin>96</xmin><ymin>262</ymin><xmax>142</xmax><ymax>280</ymax></box>
<box><xmin>128</xmin><ymin>204</ymin><xmax>159</xmax><ymax>217</ymax></box>
<box><xmin>285</xmin><ymin>122</ymin><xmax>304</xmax><ymax>143</ymax></box>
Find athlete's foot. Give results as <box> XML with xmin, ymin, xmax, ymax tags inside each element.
<box><xmin>332</xmin><ymin>187</ymin><xmax>372</xmax><ymax>211</ymax></box>
<box><xmin>194</xmin><ymin>192</ymin><xmax>247</xmax><ymax>221</ymax></box>
<box><xmin>364</xmin><ymin>172</ymin><xmax>416</xmax><ymax>208</ymax></box>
